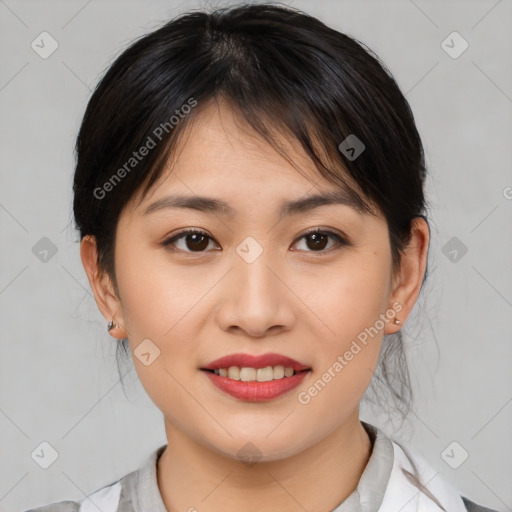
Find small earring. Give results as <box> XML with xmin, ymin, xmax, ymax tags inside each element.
<box><xmin>394</xmin><ymin>319</ymin><xmax>401</xmax><ymax>325</ymax></box>
<box><xmin>107</xmin><ymin>319</ymin><xmax>119</xmax><ymax>332</ymax></box>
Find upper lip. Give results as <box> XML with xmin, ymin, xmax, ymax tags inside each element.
<box><xmin>201</xmin><ymin>353</ymin><xmax>311</xmax><ymax>371</ymax></box>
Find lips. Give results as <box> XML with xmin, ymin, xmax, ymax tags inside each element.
<box><xmin>202</xmin><ymin>370</ymin><xmax>310</xmax><ymax>401</ymax></box>
<box><xmin>200</xmin><ymin>352</ymin><xmax>311</xmax><ymax>372</ymax></box>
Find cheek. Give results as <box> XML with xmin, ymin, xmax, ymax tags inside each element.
<box><xmin>298</xmin><ymin>251</ymin><xmax>391</xmax><ymax>401</ymax></box>
<box><xmin>303</xmin><ymin>252</ymin><xmax>392</xmax><ymax>342</ymax></box>
<box><xmin>115</xmin><ymin>241</ymin><xmax>212</xmax><ymax>366</ymax></box>
<box><xmin>297</xmin><ymin>270</ymin><xmax>389</xmax><ymax>420</ymax></box>
<box><xmin>115</xmin><ymin>241</ymin><xmax>200</xmax><ymax>336</ymax></box>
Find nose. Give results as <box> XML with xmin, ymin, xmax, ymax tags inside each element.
<box><xmin>215</xmin><ymin>248</ymin><xmax>296</xmax><ymax>338</ymax></box>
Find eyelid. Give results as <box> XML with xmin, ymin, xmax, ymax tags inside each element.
<box><xmin>162</xmin><ymin>228</ymin><xmax>218</xmax><ymax>252</ymax></box>
<box><xmin>293</xmin><ymin>227</ymin><xmax>350</xmax><ymax>245</ymax></box>
<box><xmin>161</xmin><ymin>227</ymin><xmax>351</xmax><ymax>253</ymax></box>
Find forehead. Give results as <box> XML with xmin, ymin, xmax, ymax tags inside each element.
<box><xmin>133</xmin><ymin>99</ymin><xmax>374</xmax><ymax>218</ymax></box>
<box><xmin>169</xmin><ymin>99</ymin><xmax>319</xmax><ymax>183</ymax></box>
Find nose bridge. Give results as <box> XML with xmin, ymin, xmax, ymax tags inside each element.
<box><xmin>216</xmin><ymin>235</ymin><xmax>294</xmax><ymax>336</ymax></box>
<box><xmin>235</xmin><ymin>235</ymin><xmax>281</xmax><ymax>313</ymax></box>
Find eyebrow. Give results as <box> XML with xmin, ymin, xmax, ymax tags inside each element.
<box><xmin>142</xmin><ymin>189</ymin><xmax>368</xmax><ymax>218</ymax></box>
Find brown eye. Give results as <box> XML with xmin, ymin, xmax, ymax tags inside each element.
<box><xmin>305</xmin><ymin>232</ymin><xmax>329</xmax><ymax>251</ymax></box>
<box><xmin>294</xmin><ymin>229</ymin><xmax>348</xmax><ymax>253</ymax></box>
<box><xmin>162</xmin><ymin>228</ymin><xmax>349</xmax><ymax>255</ymax></box>
<box><xmin>162</xmin><ymin>229</ymin><xmax>217</xmax><ymax>252</ymax></box>
<box><xmin>183</xmin><ymin>233</ymin><xmax>210</xmax><ymax>251</ymax></box>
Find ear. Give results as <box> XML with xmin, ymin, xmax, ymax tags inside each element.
<box><xmin>384</xmin><ymin>217</ymin><xmax>430</xmax><ymax>335</ymax></box>
<box><xmin>80</xmin><ymin>235</ymin><xmax>127</xmax><ymax>339</ymax></box>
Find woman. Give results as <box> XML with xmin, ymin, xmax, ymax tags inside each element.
<box><xmin>25</xmin><ymin>3</ymin><xmax>498</xmax><ymax>511</ymax></box>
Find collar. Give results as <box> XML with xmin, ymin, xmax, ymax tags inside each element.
<box><xmin>112</xmin><ymin>421</ymin><xmax>467</xmax><ymax>512</ymax></box>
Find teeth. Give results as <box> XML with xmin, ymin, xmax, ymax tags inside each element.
<box><xmin>212</xmin><ymin>365</ymin><xmax>300</xmax><ymax>381</ymax></box>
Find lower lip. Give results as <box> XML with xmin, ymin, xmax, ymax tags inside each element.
<box><xmin>201</xmin><ymin>370</ymin><xmax>310</xmax><ymax>401</ymax></box>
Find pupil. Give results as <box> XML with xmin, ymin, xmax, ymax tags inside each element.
<box><xmin>308</xmin><ymin>233</ymin><xmax>327</xmax><ymax>250</ymax></box>
<box><xmin>187</xmin><ymin>234</ymin><xmax>208</xmax><ymax>251</ymax></box>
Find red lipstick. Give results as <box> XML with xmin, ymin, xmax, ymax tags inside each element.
<box><xmin>200</xmin><ymin>352</ymin><xmax>311</xmax><ymax>402</ymax></box>
<box><xmin>201</xmin><ymin>352</ymin><xmax>310</xmax><ymax>372</ymax></box>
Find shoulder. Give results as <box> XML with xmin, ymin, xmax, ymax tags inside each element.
<box><xmin>461</xmin><ymin>496</ymin><xmax>499</xmax><ymax>512</ymax></box>
<box><xmin>21</xmin><ymin>444</ymin><xmax>167</xmax><ymax>512</ymax></box>
<box><xmin>22</xmin><ymin>478</ymin><xmax>124</xmax><ymax>512</ymax></box>
<box><xmin>22</xmin><ymin>501</ymin><xmax>81</xmax><ymax>512</ymax></box>
<box><xmin>382</xmin><ymin>434</ymin><xmax>498</xmax><ymax>512</ymax></box>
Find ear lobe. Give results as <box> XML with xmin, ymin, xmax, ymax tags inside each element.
<box><xmin>80</xmin><ymin>235</ymin><xmax>125</xmax><ymax>334</ymax></box>
<box><xmin>385</xmin><ymin>217</ymin><xmax>430</xmax><ymax>334</ymax></box>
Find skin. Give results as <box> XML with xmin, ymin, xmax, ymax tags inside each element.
<box><xmin>81</xmin><ymin>99</ymin><xmax>429</xmax><ymax>512</ymax></box>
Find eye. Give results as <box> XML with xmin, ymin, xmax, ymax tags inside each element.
<box><xmin>293</xmin><ymin>228</ymin><xmax>348</xmax><ymax>253</ymax></box>
<box><xmin>161</xmin><ymin>228</ymin><xmax>350</xmax><ymax>254</ymax></box>
<box><xmin>162</xmin><ymin>229</ymin><xmax>218</xmax><ymax>253</ymax></box>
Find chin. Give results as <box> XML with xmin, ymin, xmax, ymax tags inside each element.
<box><xmin>203</xmin><ymin>431</ymin><xmax>310</xmax><ymax>464</ymax></box>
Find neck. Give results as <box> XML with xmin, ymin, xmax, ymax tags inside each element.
<box><xmin>157</xmin><ymin>412</ymin><xmax>373</xmax><ymax>512</ymax></box>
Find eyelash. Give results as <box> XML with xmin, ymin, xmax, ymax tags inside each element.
<box><xmin>161</xmin><ymin>227</ymin><xmax>351</xmax><ymax>255</ymax></box>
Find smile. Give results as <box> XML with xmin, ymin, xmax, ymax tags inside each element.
<box><xmin>201</xmin><ymin>367</ymin><xmax>311</xmax><ymax>401</ymax></box>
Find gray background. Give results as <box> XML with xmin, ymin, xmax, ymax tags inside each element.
<box><xmin>1</xmin><ymin>0</ymin><xmax>511</xmax><ymax>511</ymax></box>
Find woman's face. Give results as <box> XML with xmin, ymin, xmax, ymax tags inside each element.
<box><xmin>86</xmin><ymin>101</ymin><xmax>421</xmax><ymax>462</ymax></box>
